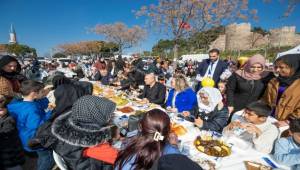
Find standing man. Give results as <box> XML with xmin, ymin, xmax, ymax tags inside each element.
<box><xmin>139</xmin><ymin>73</ymin><xmax>166</xmax><ymax>106</ymax></box>
<box><xmin>196</xmin><ymin>49</ymin><xmax>228</xmax><ymax>91</ymax></box>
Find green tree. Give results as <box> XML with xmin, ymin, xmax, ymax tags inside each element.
<box><xmin>136</xmin><ymin>0</ymin><xmax>256</xmax><ymax>58</ymax></box>
<box><xmin>52</xmin><ymin>52</ymin><xmax>66</xmax><ymax>58</ymax></box>
<box><xmin>188</xmin><ymin>26</ymin><xmax>225</xmax><ymax>51</ymax></box>
<box><xmin>6</xmin><ymin>44</ymin><xmax>37</xmax><ymax>58</ymax></box>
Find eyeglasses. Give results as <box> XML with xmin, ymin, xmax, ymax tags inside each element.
<box><xmin>250</xmin><ymin>66</ymin><xmax>263</xmax><ymax>69</ymax></box>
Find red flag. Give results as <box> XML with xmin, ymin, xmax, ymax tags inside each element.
<box><xmin>179</xmin><ymin>21</ymin><xmax>191</xmax><ymax>30</ymax></box>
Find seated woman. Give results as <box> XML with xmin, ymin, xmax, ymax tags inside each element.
<box><xmin>51</xmin><ymin>95</ymin><xmax>118</xmax><ymax>170</ymax></box>
<box><xmin>165</xmin><ymin>74</ymin><xmax>197</xmax><ymax>113</ymax></box>
<box><xmin>183</xmin><ymin>87</ymin><xmax>228</xmax><ymax>133</ymax></box>
<box><xmin>261</xmin><ymin>54</ymin><xmax>300</xmax><ymax>127</ymax></box>
<box><xmin>115</xmin><ymin>109</ymin><xmax>180</xmax><ymax>170</ymax></box>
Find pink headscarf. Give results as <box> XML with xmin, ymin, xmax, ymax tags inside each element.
<box><xmin>235</xmin><ymin>54</ymin><xmax>269</xmax><ymax>80</ymax></box>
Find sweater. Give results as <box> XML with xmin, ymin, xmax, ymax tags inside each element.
<box><xmin>7</xmin><ymin>97</ymin><xmax>51</xmax><ymax>151</ymax></box>
<box><xmin>165</xmin><ymin>88</ymin><xmax>197</xmax><ymax>112</ymax></box>
<box><xmin>227</xmin><ymin>115</ymin><xmax>279</xmax><ymax>154</ymax></box>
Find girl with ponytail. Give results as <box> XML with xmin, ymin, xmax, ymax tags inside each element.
<box><xmin>115</xmin><ymin>109</ymin><xmax>180</xmax><ymax>170</ymax></box>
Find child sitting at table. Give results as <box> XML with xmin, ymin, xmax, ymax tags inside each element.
<box><xmin>217</xmin><ymin>81</ymin><xmax>227</xmax><ymax>106</ymax></box>
<box><xmin>272</xmin><ymin>118</ymin><xmax>300</xmax><ymax>169</ymax></box>
<box><xmin>223</xmin><ymin>101</ymin><xmax>279</xmax><ymax>153</ymax></box>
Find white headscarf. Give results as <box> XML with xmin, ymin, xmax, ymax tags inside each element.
<box><xmin>197</xmin><ymin>87</ymin><xmax>223</xmax><ymax>113</ymax></box>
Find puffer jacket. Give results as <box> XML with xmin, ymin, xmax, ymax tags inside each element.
<box><xmin>190</xmin><ymin>105</ymin><xmax>229</xmax><ymax>133</ymax></box>
<box><xmin>0</xmin><ymin>115</ymin><xmax>25</xmax><ymax>168</ymax></box>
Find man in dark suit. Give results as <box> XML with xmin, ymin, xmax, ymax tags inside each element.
<box><xmin>138</xmin><ymin>73</ymin><xmax>166</xmax><ymax>106</ymax></box>
<box><xmin>196</xmin><ymin>48</ymin><xmax>228</xmax><ymax>91</ymax></box>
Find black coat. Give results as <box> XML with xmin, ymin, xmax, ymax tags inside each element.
<box><xmin>190</xmin><ymin>105</ymin><xmax>229</xmax><ymax>133</ymax></box>
<box><xmin>138</xmin><ymin>82</ymin><xmax>166</xmax><ymax>106</ymax></box>
<box><xmin>0</xmin><ymin>115</ymin><xmax>25</xmax><ymax>168</ymax></box>
<box><xmin>226</xmin><ymin>72</ymin><xmax>273</xmax><ymax>112</ymax></box>
<box><xmin>93</xmin><ymin>72</ymin><xmax>113</xmax><ymax>85</ymax></box>
<box><xmin>53</xmin><ymin>142</ymin><xmax>113</xmax><ymax>170</ymax></box>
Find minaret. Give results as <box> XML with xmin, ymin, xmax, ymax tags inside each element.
<box><xmin>9</xmin><ymin>24</ymin><xmax>17</xmax><ymax>44</ymax></box>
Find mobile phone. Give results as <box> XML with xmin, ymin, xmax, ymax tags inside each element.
<box><xmin>262</xmin><ymin>157</ymin><xmax>278</xmax><ymax>168</ymax></box>
<box><xmin>120</xmin><ymin>128</ymin><xmax>128</xmax><ymax>137</ymax></box>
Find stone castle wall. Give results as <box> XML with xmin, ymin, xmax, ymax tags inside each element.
<box><xmin>225</xmin><ymin>23</ymin><xmax>252</xmax><ymax>51</ymax></box>
<box><xmin>209</xmin><ymin>23</ymin><xmax>300</xmax><ymax>51</ymax></box>
<box><xmin>209</xmin><ymin>35</ymin><xmax>226</xmax><ymax>51</ymax></box>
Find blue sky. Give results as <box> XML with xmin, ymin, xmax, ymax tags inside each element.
<box><xmin>0</xmin><ymin>0</ymin><xmax>299</xmax><ymax>56</ymax></box>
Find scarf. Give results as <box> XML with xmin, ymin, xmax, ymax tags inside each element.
<box><xmin>50</xmin><ymin>84</ymin><xmax>86</xmax><ymax>121</ymax></box>
<box><xmin>235</xmin><ymin>54</ymin><xmax>269</xmax><ymax>80</ymax></box>
<box><xmin>0</xmin><ymin>55</ymin><xmax>25</xmax><ymax>81</ymax></box>
<box><xmin>275</xmin><ymin>54</ymin><xmax>300</xmax><ymax>87</ymax></box>
<box><xmin>197</xmin><ymin>87</ymin><xmax>222</xmax><ymax>113</ymax></box>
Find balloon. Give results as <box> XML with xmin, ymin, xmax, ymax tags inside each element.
<box><xmin>201</xmin><ymin>77</ymin><xmax>215</xmax><ymax>87</ymax></box>
<box><xmin>237</xmin><ymin>57</ymin><xmax>249</xmax><ymax>67</ymax></box>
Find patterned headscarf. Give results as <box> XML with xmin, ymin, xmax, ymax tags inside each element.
<box><xmin>197</xmin><ymin>87</ymin><xmax>222</xmax><ymax>113</ymax></box>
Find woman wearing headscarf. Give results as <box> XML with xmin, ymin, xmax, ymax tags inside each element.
<box><xmin>183</xmin><ymin>87</ymin><xmax>228</xmax><ymax>133</ymax></box>
<box><xmin>261</xmin><ymin>54</ymin><xmax>300</xmax><ymax>127</ymax></box>
<box><xmin>226</xmin><ymin>54</ymin><xmax>273</xmax><ymax>115</ymax></box>
<box><xmin>0</xmin><ymin>55</ymin><xmax>26</xmax><ymax>98</ymax></box>
<box><xmin>52</xmin><ymin>95</ymin><xmax>117</xmax><ymax>169</ymax></box>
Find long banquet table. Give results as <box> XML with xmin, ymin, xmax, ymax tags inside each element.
<box><xmin>92</xmin><ymin>83</ymin><xmax>290</xmax><ymax>170</ymax></box>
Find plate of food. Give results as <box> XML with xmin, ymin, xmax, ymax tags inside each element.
<box><xmin>109</xmin><ymin>96</ymin><xmax>129</xmax><ymax>107</ymax></box>
<box><xmin>117</xmin><ymin>106</ymin><xmax>135</xmax><ymax>114</ymax></box>
<box><xmin>194</xmin><ymin>131</ymin><xmax>231</xmax><ymax>157</ymax></box>
<box><xmin>244</xmin><ymin>161</ymin><xmax>271</xmax><ymax>170</ymax></box>
<box><xmin>92</xmin><ymin>84</ymin><xmax>103</xmax><ymax>95</ymax></box>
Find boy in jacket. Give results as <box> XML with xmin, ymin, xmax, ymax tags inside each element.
<box><xmin>7</xmin><ymin>80</ymin><xmax>54</xmax><ymax>170</ymax></box>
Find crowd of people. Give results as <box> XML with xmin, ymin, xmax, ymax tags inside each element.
<box><xmin>0</xmin><ymin>48</ymin><xmax>299</xmax><ymax>170</ymax></box>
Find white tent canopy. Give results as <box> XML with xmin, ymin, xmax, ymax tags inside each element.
<box><xmin>179</xmin><ymin>54</ymin><xmax>209</xmax><ymax>62</ymax></box>
<box><xmin>276</xmin><ymin>44</ymin><xmax>300</xmax><ymax>59</ymax></box>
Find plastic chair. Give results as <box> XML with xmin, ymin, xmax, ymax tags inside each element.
<box><xmin>53</xmin><ymin>150</ymin><xmax>68</xmax><ymax>170</ymax></box>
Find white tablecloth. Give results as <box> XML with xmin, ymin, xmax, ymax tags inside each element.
<box><xmin>173</xmin><ymin>117</ymin><xmax>290</xmax><ymax>170</ymax></box>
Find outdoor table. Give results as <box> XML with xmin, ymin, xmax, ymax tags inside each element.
<box><xmin>91</xmin><ymin>82</ymin><xmax>290</xmax><ymax>170</ymax></box>
<box><xmin>170</xmin><ymin>114</ymin><xmax>290</xmax><ymax>170</ymax></box>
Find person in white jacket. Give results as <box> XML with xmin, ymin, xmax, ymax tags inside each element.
<box><xmin>223</xmin><ymin>101</ymin><xmax>279</xmax><ymax>154</ymax></box>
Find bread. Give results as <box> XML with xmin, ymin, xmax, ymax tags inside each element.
<box><xmin>172</xmin><ymin>125</ymin><xmax>187</xmax><ymax>136</ymax></box>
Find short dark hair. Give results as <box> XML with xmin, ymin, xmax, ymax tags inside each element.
<box><xmin>245</xmin><ymin>101</ymin><xmax>272</xmax><ymax>117</ymax></box>
<box><xmin>209</xmin><ymin>48</ymin><xmax>220</xmax><ymax>55</ymax></box>
<box><xmin>20</xmin><ymin>80</ymin><xmax>44</xmax><ymax>96</ymax></box>
<box><xmin>289</xmin><ymin>119</ymin><xmax>300</xmax><ymax>133</ymax></box>
<box><xmin>158</xmin><ymin>75</ymin><xmax>165</xmax><ymax>81</ymax></box>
